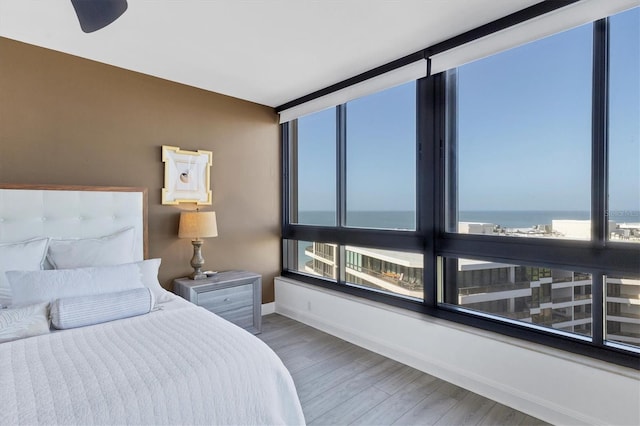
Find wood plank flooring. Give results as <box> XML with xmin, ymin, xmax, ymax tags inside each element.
<box><xmin>258</xmin><ymin>314</ymin><xmax>549</xmax><ymax>426</ymax></box>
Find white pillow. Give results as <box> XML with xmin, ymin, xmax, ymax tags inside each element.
<box><xmin>50</xmin><ymin>288</ymin><xmax>153</xmax><ymax>330</ymax></box>
<box><xmin>47</xmin><ymin>227</ymin><xmax>136</xmax><ymax>269</ymax></box>
<box><xmin>0</xmin><ymin>238</ymin><xmax>49</xmax><ymax>308</ymax></box>
<box><xmin>7</xmin><ymin>263</ymin><xmax>144</xmax><ymax>307</ymax></box>
<box><xmin>0</xmin><ymin>302</ymin><xmax>50</xmax><ymax>343</ymax></box>
<box><xmin>138</xmin><ymin>258</ymin><xmax>171</xmax><ymax>303</ymax></box>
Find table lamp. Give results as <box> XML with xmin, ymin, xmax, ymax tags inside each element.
<box><xmin>178</xmin><ymin>210</ymin><xmax>218</xmax><ymax>280</ymax></box>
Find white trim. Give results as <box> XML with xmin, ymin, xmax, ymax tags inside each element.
<box><xmin>278</xmin><ymin>59</ymin><xmax>428</xmax><ymax>123</ymax></box>
<box><xmin>261</xmin><ymin>302</ymin><xmax>275</xmax><ymax>316</ymax></box>
<box><xmin>430</xmin><ymin>0</ymin><xmax>639</xmax><ymax>74</ymax></box>
<box><xmin>274</xmin><ymin>276</ymin><xmax>640</xmax><ymax>426</ymax></box>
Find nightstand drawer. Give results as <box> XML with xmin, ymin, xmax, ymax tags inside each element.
<box><xmin>197</xmin><ymin>283</ymin><xmax>253</xmax><ymax>314</ymax></box>
<box><xmin>219</xmin><ymin>305</ymin><xmax>254</xmax><ymax>329</ymax></box>
<box><xmin>173</xmin><ymin>271</ymin><xmax>262</xmax><ymax>334</ymax></box>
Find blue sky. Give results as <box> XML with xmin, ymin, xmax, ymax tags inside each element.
<box><xmin>608</xmin><ymin>8</ymin><xmax>640</xmax><ymax>213</ymax></box>
<box><xmin>296</xmin><ymin>82</ymin><xmax>415</xmax><ymax>213</ymax></box>
<box><xmin>296</xmin><ymin>108</ymin><xmax>336</xmax><ymax>212</ymax></box>
<box><xmin>457</xmin><ymin>20</ymin><xmax>593</xmax><ymax>211</ymax></box>
<box><xmin>296</xmin><ymin>7</ymin><xmax>639</xmax><ymax>213</ymax></box>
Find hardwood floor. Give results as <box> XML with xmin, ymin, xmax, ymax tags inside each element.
<box><xmin>258</xmin><ymin>314</ymin><xmax>549</xmax><ymax>426</ymax></box>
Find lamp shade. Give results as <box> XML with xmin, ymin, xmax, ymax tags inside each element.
<box><xmin>178</xmin><ymin>211</ymin><xmax>218</xmax><ymax>239</ymax></box>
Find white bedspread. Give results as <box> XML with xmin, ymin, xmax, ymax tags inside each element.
<box><xmin>0</xmin><ymin>298</ymin><xmax>305</xmax><ymax>425</ymax></box>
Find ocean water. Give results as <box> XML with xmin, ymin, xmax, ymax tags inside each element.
<box><xmin>297</xmin><ymin>210</ymin><xmax>416</xmax><ymax>229</ymax></box>
<box><xmin>292</xmin><ymin>209</ymin><xmax>640</xmax><ymax>272</ymax></box>
<box><xmin>295</xmin><ymin>210</ymin><xmax>640</xmax><ymax>230</ymax></box>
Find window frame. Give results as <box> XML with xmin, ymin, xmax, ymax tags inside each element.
<box><xmin>281</xmin><ymin>16</ymin><xmax>640</xmax><ymax>370</ymax></box>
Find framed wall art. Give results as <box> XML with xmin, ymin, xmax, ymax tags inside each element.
<box><xmin>162</xmin><ymin>145</ymin><xmax>213</xmax><ymax>205</ymax></box>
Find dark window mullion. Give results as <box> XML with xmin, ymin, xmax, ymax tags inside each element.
<box><xmin>440</xmin><ymin>69</ymin><xmax>460</xmax><ymax>306</ymax></box>
<box><xmin>337</xmin><ymin>104</ymin><xmax>347</xmax><ymax>283</ymax></box>
<box><xmin>282</xmin><ymin>121</ymin><xmax>294</xmax><ymax>273</ymax></box>
<box><xmin>338</xmin><ymin>245</ymin><xmax>346</xmax><ymax>283</ymax></box>
<box><xmin>419</xmin><ymin>73</ymin><xmax>439</xmax><ymax>307</ymax></box>
<box><xmin>591</xmin><ymin>17</ymin><xmax>609</xmax><ymax>347</ymax></box>
<box><xmin>592</xmin><ymin>272</ymin><xmax>605</xmax><ymax>346</ymax></box>
<box><xmin>286</xmin><ymin>121</ymin><xmax>297</xmax><ymax>226</ymax></box>
<box><xmin>592</xmin><ymin>18</ymin><xmax>609</xmax><ymax>245</ymax></box>
<box><xmin>337</xmin><ymin>105</ymin><xmax>347</xmax><ymax>228</ymax></box>
<box><xmin>284</xmin><ymin>224</ymin><xmax>424</xmax><ymax>252</ymax></box>
<box><xmin>438</xmin><ymin>232</ymin><xmax>639</xmax><ymax>275</ymax></box>
<box><xmin>444</xmin><ymin>70</ymin><xmax>458</xmax><ymax>234</ymax></box>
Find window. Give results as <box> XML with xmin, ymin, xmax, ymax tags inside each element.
<box><xmin>441</xmin><ymin>257</ymin><xmax>592</xmax><ymax>337</ymax></box>
<box><xmin>283</xmin><ymin>81</ymin><xmax>422</xmax><ymax>306</ymax></box>
<box><xmin>608</xmin><ymin>8</ymin><xmax>640</xmax><ymax>243</ymax></box>
<box><xmin>446</xmin><ymin>23</ymin><xmax>593</xmax><ymax>240</ymax></box>
<box><xmin>346</xmin><ymin>246</ymin><xmax>423</xmax><ymax>300</ymax></box>
<box><xmin>346</xmin><ymin>82</ymin><xmax>416</xmax><ymax>230</ymax></box>
<box><xmin>283</xmin><ymin>239</ymin><xmax>337</xmax><ymax>280</ymax></box>
<box><xmin>437</xmin><ymin>8</ymin><xmax>638</xmax><ymax>361</ymax></box>
<box><xmin>282</xmin><ymin>7</ymin><xmax>640</xmax><ymax>368</ymax></box>
<box><xmin>284</xmin><ymin>239</ymin><xmax>423</xmax><ymax>299</ymax></box>
<box><xmin>606</xmin><ymin>274</ymin><xmax>640</xmax><ymax>347</ymax></box>
<box><xmin>290</xmin><ymin>109</ymin><xmax>336</xmax><ymax>226</ymax></box>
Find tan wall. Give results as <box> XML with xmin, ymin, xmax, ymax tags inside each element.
<box><xmin>0</xmin><ymin>37</ymin><xmax>281</xmax><ymax>302</ymax></box>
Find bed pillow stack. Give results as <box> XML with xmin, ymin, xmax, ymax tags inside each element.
<box><xmin>46</xmin><ymin>226</ymin><xmax>137</xmax><ymax>269</ymax></box>
<box><xmin>45</xmin><ymin>227</ymin><xmax>169</xmax><ymax>303</ymax></box>
<box><xmin>1</xmin><ymin>228</ymin><xmax>169</xmax><ymax>338</ymax></box>
<box><xmin>7</xmin><ymin>261</ymin><xmax>148</xmax><ymax>306</ymax></box>
<box><xmin>0</xmin><ymin>238</ymin><xmax>49</xmax><ymax>309</ymax></box>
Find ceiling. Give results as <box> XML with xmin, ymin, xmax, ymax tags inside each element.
<box><xmin>0</xmin><ymin>0</ymin><xmax>541</xmax><ymax>108</ymax></box>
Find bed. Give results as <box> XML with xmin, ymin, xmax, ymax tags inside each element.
<box><xmin>0</xmin><ymin>184</ymin><xmax>305</xmax><ymax>426</ymax></box>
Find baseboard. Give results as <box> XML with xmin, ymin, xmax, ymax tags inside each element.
<box><xmin>274</xmin><ymin>277</ymin><xmax>639</xmax><ymax>426</ymax></box>
<box><xmin>261</xmin><ymin>302</ymin><xmax>275</xmax><ymax>316</ymax></box>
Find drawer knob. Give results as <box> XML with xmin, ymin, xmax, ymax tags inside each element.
<box><xmin>224</xmin><ymin>297</ymin><xmax>231</xmax><ymax>302</ymax></box>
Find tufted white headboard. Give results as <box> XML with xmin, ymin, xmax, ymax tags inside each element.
<box><xmin>0</xmin><ymin>184</ymin><xmax>148</xmax><ymax>260</ymax></box>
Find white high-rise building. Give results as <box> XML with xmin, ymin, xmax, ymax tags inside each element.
<box><xmin>304</xmin><ymin>239</ymin><xmax>640</xmax><ymax>345</ymax></box>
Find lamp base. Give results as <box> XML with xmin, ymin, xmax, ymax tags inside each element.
<box><xmin>189</xmin><ymin>239</ymin><xmax>208</xmax><ymax>280</ymax></box>
<box><xmin>191</xmin><ymin>272</ymin><xmax>208</xmax><ymax>280</ymax></box>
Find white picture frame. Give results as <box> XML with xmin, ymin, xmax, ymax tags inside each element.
<box><xmin>162</xmin><ymin>145</ymin><xmax>212</xmax><ymax>205</ymax></box>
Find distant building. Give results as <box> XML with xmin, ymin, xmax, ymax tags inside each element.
<box><xmin>613</xmin><ymin>222</ymin><xmax>640</xmax><ymax>240</ymax></box>
<box><xmin>304</xmin><ymin>243</ymin><xmax>423</xmax><ymax>298</ymax></box>
<box><xmin>459</xmin><ymin>222</ymin><xmax>494</xmax><ymax>235</ymax></box>
<box><xmin>607</xmin><ymin>276</ymin><xmax>640</xmax><ymax>345</ymax></box>
<box><xmin>552</xmin><ymin>219</ymin><xmax>592</xmax><ymax>239</ymax></box>
<box><xmin>304</xmin><ymin>239</ymin><xmax>639</xmax><ymax>346</ymax></box>
<box><xmin>454</xmin><ymin>259</ymin><xmax>593</xmax><ymax>336</ymax></box>
<box><xmin>453</xmin><ymin>259</ymin><xmax>639</xmax><ymax>344</ymax></box>
<box><xmin>552</xmin><ymin>218</ymin><xmax>640</xmax><ymax>242</ymax></box>
<box><xmin>344</xmin><ymin>246</ymin><xmax>423</xmax><ymax>299</ymax></box>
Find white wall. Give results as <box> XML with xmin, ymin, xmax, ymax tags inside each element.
<box><xmin>275</xmin><ymin>277</ymin><xmax>640</xmax><ymax>426</ymax></box>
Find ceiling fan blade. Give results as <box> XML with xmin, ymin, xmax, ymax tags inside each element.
<box><xmin>71</xmin><ymin>0</ymin><xmax>128</xmax><ymax>33</ymax></box>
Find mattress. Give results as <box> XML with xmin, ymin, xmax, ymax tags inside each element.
<box><xmin>0</xmin><ymin>294</ymin><xmax>305</xmax><ymax>425</ymax></box>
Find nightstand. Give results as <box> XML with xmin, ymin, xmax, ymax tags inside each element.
<box><xmin>173</xmin><ymin>271</ymin><xmax>262</xmax><ymax>334</ymax></box>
